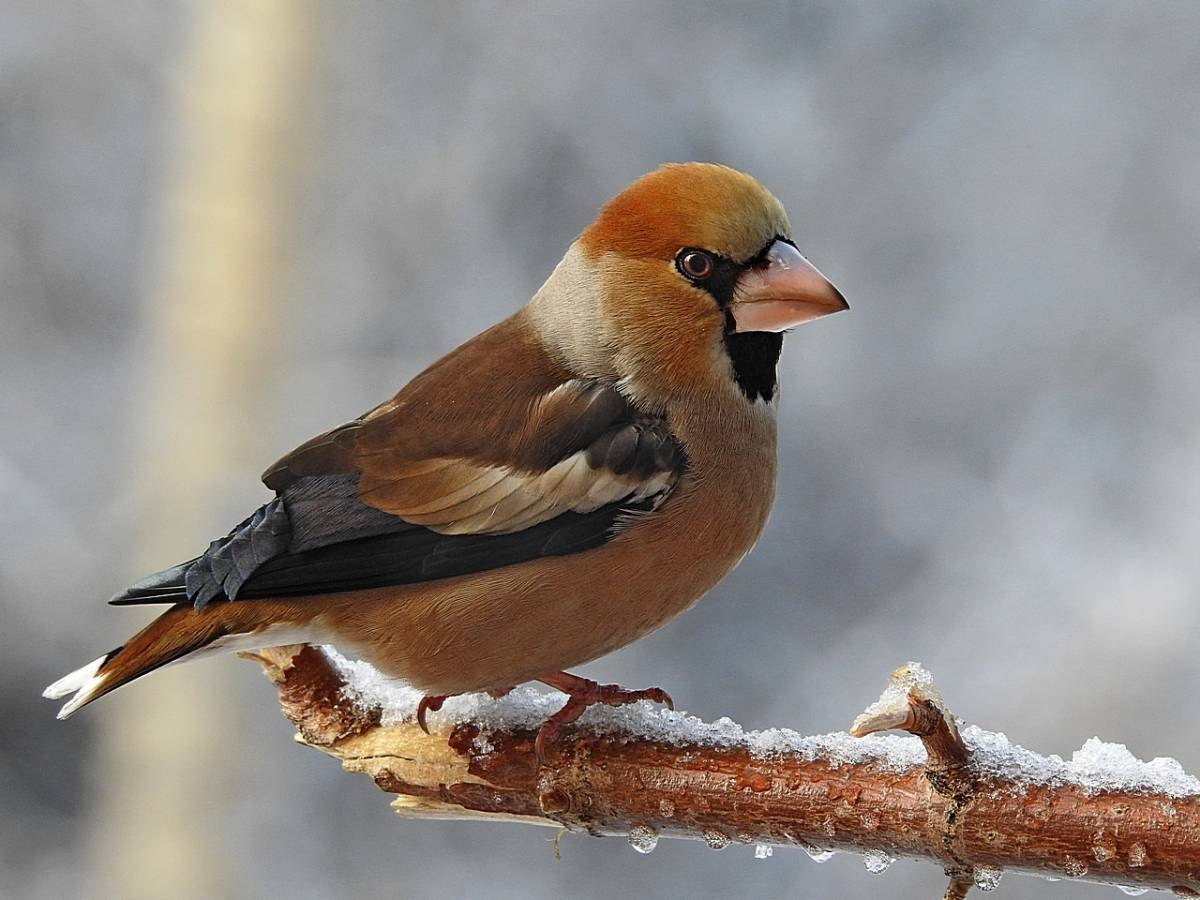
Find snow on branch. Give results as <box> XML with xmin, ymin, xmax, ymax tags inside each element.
<box><xmin>249</xmin><ymin>646</ymin><xmax>1200</xmax><ymax>897</ymax></box>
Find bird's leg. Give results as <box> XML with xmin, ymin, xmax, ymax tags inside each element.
<box><xmin>534</xmin><ymin>672</ymin><xmax>674</xmax><ymax>762</ymax></box>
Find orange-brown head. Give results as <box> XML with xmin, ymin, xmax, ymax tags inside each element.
<box><xmin>528</xmin><ymin>163</ymin><xmax>846</xmax><ymax>404</ymax></box>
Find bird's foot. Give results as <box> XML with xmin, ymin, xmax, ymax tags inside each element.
<box><xmin>534</xmin><ymin>672</ymin><xmax>674</xmax><ymax>763</ymax></box>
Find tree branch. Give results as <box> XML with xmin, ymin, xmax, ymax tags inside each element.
<box><xmin>250</xmin><ymin>646</ymin><xmax>1200</xmax><ymax>897</ymax></box>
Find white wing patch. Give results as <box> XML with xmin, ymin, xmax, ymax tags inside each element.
<box><xmin>398</xmin><ymin>451</ymin><xmax>678</xmax><ymax>536</ymax></box>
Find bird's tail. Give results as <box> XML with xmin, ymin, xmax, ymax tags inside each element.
<box><xmin>43</xmin><ymin>600</ymin><xmax>315</xmax><ymax>719</ymax></box>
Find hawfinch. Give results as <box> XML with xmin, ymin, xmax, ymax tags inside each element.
<box><xmin>45</xmin><ymin>163</ymin><xmax>847</xmax><ymax>755</ymax></box>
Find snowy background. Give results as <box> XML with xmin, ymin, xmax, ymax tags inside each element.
<box><xmin>4</xmin><ymin>2</ymin><xmax>1200</xmax><ymax>898</ymax></box>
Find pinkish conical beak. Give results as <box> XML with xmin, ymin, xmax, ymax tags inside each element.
<box><xmin>731</xmin><ymin>240</ymin><xmax>848</xmax><ymax>333</ymax></box>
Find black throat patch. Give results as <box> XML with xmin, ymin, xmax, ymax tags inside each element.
<box><xmin>722</xmin><ymin>326</ymin><xmax>782</xmax><ymax>403</ymax></box>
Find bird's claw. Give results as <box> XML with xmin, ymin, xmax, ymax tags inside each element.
<box><xmin>416</xmin><ymin>679</ymin><xmax>672</xmax><ymax>763</ymax></box>
<box><xmin>416</xmin><ymin>687</ymin><xmax>512</xmax><ymax>733</ymax></box>
<box><xmin>416</xmin><ymin>694</ymin><xmax>446</xmax><ymax>734</ymax></box>
<box><xmin>603</xmin><ymin>684</ymin><xmax>673</xmax><ymax>711</ymax></box>
<box><xmin>533</xmin><ymin>673</ymin><xmax>675</xmax><ymax>764</ymax></box>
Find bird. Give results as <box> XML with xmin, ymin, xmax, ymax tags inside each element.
<box><xmin>44</xmin><ymin>162</ymin><xmax>847</xmax><ymax>758</ymax></box>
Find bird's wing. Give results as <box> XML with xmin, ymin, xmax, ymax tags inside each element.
<box><xmin>344</xmin><ymin>379</ymin><xmax>682</xmax><ymax>534</ymax></box>
<box><xmin>113</xmin><ymin>376</ymin><xmax>685</xmax><ymax>609</ymax></box>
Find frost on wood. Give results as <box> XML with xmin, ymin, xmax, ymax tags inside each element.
<box><xmin>251</xmin><ymin>647</ymin><xmax>1200</xmax><ymax>897</ymax></box>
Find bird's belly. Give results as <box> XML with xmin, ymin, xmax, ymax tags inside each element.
<box><xmin>324</xmin><ymin>476</ymin><xmax>772</xmax><ymax>695</ymax></box>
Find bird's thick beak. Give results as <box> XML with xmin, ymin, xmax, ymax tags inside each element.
<box><xmin>731</xmin><ymin>240</ymin><xmax>848</xmax><ymax>333</ymax></box>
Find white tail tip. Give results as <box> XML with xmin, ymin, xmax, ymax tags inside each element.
<box><xmin>43</xmin><ymin>655</ymin><xmax>110</xmax><ymax>719</ymax></box>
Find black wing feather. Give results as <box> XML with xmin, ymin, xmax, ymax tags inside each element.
<box><xmin>110</xmin><ymin>495</ymin><xmax>652</xmax><ymax>606</ymax></box>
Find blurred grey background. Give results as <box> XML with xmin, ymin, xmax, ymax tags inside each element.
<box><xmin>4</xmin><ymin>1</ymin><xmax>1199</xmax><ymax>898</ymax></box>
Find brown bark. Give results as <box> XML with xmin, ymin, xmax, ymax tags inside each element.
<box><xmin>251</xmin><ymin>646</ymin><xmax>1200</xmax><ymax>897</ymax></box>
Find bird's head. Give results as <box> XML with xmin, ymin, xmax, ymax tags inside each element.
<box><xmin>528</xmin><ymin>162</ymin><xmax>847</xmax><ymax>405</ymax></box>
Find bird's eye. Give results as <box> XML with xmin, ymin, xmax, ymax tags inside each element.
<box><xmin>677</xmin><ymin>249</ymin><xmax>714</xmax><ymax>281</ymax></box>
